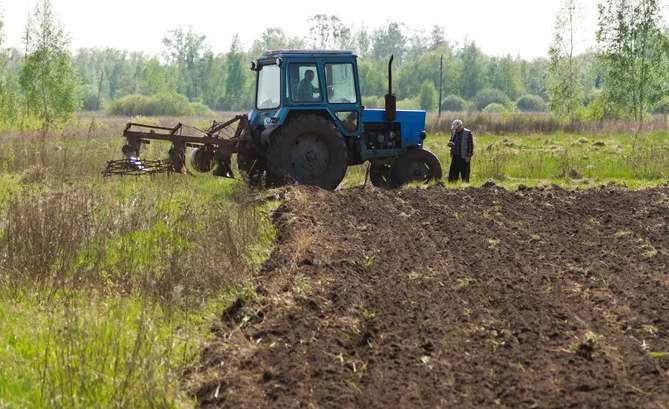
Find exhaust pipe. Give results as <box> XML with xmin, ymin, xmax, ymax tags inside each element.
<box><xmin>385</xmin><ymin>55</ymin><xmax>397</xmax><ymax>121</ymax></box>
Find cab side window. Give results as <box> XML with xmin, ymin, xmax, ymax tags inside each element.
<box><xmin>291</xmin><ymin>64</ymin><xmax>322</xmax><ymax>102</ymax></box>
<box><xmin>325</xmin><ymin>63</ymin><xmax>357</xmax><ymax>104</ymax></box>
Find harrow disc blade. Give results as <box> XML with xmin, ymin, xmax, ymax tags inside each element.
<box><xmin>103</xmin><ymin>158</ymin><xmax>173</xmax><ymax>177</ymax></box>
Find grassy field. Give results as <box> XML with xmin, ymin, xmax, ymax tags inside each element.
<box><xmin>428</xmin><ymin>130</ymin><xmax>669</xmax><ymax>188</ymax></box>
<box><xmin>0</xmin><ymin>114</ymin><xmax>277</xmax><ymax>408</ymax></box>
<box><xmin>0</xmin><ymin>176</ymin><xmax>276</xmax><ymax>408</ymax></box>
<box><xmin>0</xmin><ymin>112</ymin><xmax>668</xmax><ymax>407</ymax></box>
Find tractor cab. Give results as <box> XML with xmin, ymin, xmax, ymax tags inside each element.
<box><xmin>249</xmin><ymin>50</ymin><xmax>363</xmax><ymax>142</ymax></box>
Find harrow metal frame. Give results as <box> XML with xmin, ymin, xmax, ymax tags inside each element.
<box><xmin>103</xmin><ymin>114</ymin><xmax>252</xmax><ymax>178</ymax></box>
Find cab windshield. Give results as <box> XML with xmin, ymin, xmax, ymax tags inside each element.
<box><xmin>256</xmin><ymin>64</ymin><xmax>281</xmax><ymax>110</ymax></box>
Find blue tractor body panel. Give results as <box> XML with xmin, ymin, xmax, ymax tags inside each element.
<box><xmin>361</xmin><ymin>109</ymin><xmax>427</xmax><ymax>148</ymax></box>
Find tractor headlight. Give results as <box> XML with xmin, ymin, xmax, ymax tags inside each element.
<box><xmin>419</xmin><ymin>131</ymin><xmax>427</xmax><ymax>141</ymax></box>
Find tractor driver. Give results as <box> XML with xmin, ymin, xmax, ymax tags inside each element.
<box><xmin>296</xmin><ymin>69</ymin><xmax>320</xmax><ymax>101</ymax></box>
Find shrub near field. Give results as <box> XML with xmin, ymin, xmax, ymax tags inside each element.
<box><xmin>515</xmin><ymin>94</ymin><xmax>548</xmax><ymax>112</ymax></box>
<box><xmin>440</xmin><ymin>94</ymin><xmax>467</xmax><ymax>112</ymax></box>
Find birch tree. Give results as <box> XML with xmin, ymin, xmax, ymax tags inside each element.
<box><xmin>546</xmin><ymin>0</ymin><xmax>585</xmax><ymax>124</ymax></box>
<box><xmin>596</xmin><ymin>0</ymin><xmax>667</xmax><ymax>122</ymax></box>
<box><xmin>19</xmin><ymin>0</ymin><xmax>80</xmax><ymax>130</ymax></box>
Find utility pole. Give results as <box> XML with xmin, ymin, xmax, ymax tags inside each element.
<box><xmin>438</xmin><ymin>55</ymin><xmax>443</xmax><ymax>118</ymax></box>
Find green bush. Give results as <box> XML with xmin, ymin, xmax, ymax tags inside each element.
<box><xmin>482</xmin><ymin>103</ymin><xmax>506</xmax><ymax>113</ymax></box>
<box><xmin>397</xmin><ymin>98</ymin><xmax>420</xmax><ymax>110</ymax></box>
<box><xmin>441</xmin><ymin>94</ymin><xmax>467</xmax><ymax>112</ymax></box>
<box><xmin>474</xmin><ymin>89</ymin><xmax>511</xmax><ymax>111</ymax></box>
<box><xmin>215</xmin><ymin>92</ymin><xmax>254</xmax><ymax>112</ymax></box>
<box><xmin>362</xmin><ymin>96</ymin><xmax>383</xmax><ymax>109</ymax></box>
<box><xmin>0</xmin><ymin>87</ymin><xmax>20</xmax><ymax>128</ymax></box>
<box><xmin>80</xmin><ymin>84</ymin><xmax>103</xmax><ymax>111</ymax></box>
<box><xmin>651</xmin><ymin>102</ymin><xmax>668</xmax><ymax>114</ymax></box>
<box><xmin>582</xmin><ymin>94</ymin><xmax>605</xmax><ymax>121</ymax></box>
<box><xmin>515</xmin><ymin>95</ymin><xmax>547</xmax><ymax>112</ymax></box>
<box><xmin>419</xmin><ymin>81</ymin><xmax>438</xmax><ymax>111</ymax></box>
<box><xmin>584</xmin><ymin>88</ymin><xmax>602</xmax><ymax>107</ymax></box>
<box><xmin>105</xmin><ymin>93</ymin><xmax>214</xmax><ymax>116</ymax></box>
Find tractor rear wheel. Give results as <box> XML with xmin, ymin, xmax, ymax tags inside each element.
<box><xmin>268</xmin><ymin>115</ymin><xmax>348</xmax><ymax>191</ymax></box>
<box><xmin>391</xmin><ymin>148</ymin><xmax>443</xmax><ymax>186</ymax></box>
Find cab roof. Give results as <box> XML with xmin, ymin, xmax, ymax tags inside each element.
<box><xmin>258</xmin><ymin>50</ymin><xmax>357</xmax><ymax>60</ymax></box>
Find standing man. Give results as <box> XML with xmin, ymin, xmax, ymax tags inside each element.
<box><xmin>447</xmin><ymin>119</ymin><xmax>474</xmax><ymax>183</ymax></box>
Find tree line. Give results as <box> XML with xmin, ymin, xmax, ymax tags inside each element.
<box><xmin>0</xmin><ymin>0</ymin><xmax>667</xmax><ymax>131</ymax></box>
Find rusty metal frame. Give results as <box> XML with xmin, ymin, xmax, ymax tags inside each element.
<box><xmin>121</xmin><ymin>114</ymin><xmax>252</xmax><ymax>150</ymax></box>
<box><xmin>104</xmin><ymin>114</ymin><xmax>253</xmax><ymax>177</ymax></box>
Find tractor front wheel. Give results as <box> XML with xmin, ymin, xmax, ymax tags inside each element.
<box><xmin>268</xmin><ymin>115</ymin><xmax>348</xmax><ymax>191</ymax></box>
<box><xmin>391</xmin><ymin>148</ymin><xmax>443</xmax><ymax>186</ymax></box>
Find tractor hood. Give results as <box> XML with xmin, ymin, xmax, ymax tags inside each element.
<box><xmin>362</xmin><ymin>109</ymin><xmax>427</xmax><ymax>147</ymax></box>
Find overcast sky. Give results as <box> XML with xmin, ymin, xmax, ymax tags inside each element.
<box><xmin>1</xmin><ymin>0</ymin><xmax>662</xmax><ymax>60</ymax></box>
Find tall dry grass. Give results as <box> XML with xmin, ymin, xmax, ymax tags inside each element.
<box><xmin>0</xmin><ymin>182</ymin><xmax>267</xmax><ymax>308</ymax></box>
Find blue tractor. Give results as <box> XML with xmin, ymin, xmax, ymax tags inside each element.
<box><xmin>105</xmin><ymin>50</ymin><xmax>442</xmax><ymax>190</ymax></box>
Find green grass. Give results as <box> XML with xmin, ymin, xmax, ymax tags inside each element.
<box><xmin>0</xmin><ymin>287</ymin><xmax>262</xmax><ymax>408</ymax></box>
<box><xmin>0</xmin><ymin>158</ymin><xmax>276</xmax><ymax>408</ymax></box>
<box><xmin>0</xmin><ymin>175</ymin><xmax>21</xmax><ymax>201</ymax></box>
<box><xmin>5</xmin><ymin>114</ymin><xmax>669</xmax><ymax>189</ymax></box>
<box><xmin>0</xmin><ymin>294</ymin><xmax>202</xmax><ymax>408</ymax></box>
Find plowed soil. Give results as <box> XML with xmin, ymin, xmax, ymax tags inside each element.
<box><xmin>191</xmin><ymin>183</ymin><xmax>669</xmax><ymax>409</ymax></box>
